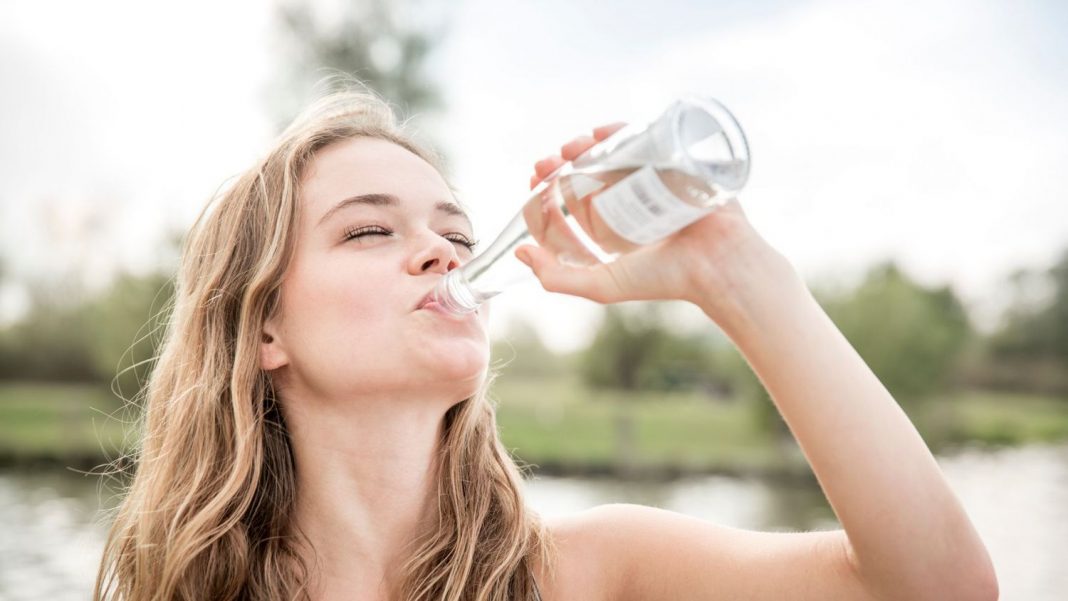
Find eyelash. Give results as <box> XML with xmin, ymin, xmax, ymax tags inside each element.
<box><xmin>342</xmin><ymin>225</ymin><xmax>479</xmax><ymax>251</ymax></box>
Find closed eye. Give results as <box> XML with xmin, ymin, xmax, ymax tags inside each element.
<box><xmin>343</xmin><ymin>225</ymin><xmax>392</xmax><ymax>242</ymax></box>
<box><xmin>342</xmin><ymin>225</ymin><xmax>478</xmax><ymax>251</ymax></box>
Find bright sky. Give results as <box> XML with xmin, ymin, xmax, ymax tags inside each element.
<box><xmin>1</xmin><ymin>0</ymin><xmax>1066</xmax><ymax>351</ymax></box>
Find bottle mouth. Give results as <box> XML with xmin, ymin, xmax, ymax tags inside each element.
<box><xmin>432</xmin><ymin>270</ymin><xmax>481</xmax><ymax>315</ymax></box>
<box><xmin>672</xmin><ymin>95</ymin><xmax>751</xmax><ymax>193</ymax></box>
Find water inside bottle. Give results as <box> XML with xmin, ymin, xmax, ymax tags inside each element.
<box><xmin>523</xmin><ymin>162</ymin><xmax>723</xmax><ymax>266</ymax></box>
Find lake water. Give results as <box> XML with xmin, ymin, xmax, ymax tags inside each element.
<box><xmin>1</xmin><ymin>443</ymin><xmax>1065</xmax><ymax>600</ymax></box>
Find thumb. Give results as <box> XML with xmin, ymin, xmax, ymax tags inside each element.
<box><xmin>515</xmin><ymin>244</ymin><xmax>620</xmax><ymax>304</ymax></box>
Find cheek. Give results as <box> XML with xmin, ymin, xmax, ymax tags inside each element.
<box><xmin>283</xmin><ymin>261</ymin><xmax>395</xmax><ymax>344</ymax></box>
<box><xmin>324</xmin><ymin>276</ymin><xmax>396</xmax><ymax>338</ymax></box>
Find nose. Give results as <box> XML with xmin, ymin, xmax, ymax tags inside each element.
<box><xmin>408</xmin><ymin>232</ymin><xmax>461</xmax><ymax>275</ymax></box>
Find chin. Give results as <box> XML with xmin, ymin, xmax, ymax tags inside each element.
<box><xmin>437</xmin><ymin>349</ymin><xmax>490</xmax><ymax>380</ymax></box>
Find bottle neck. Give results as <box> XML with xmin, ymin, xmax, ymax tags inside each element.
<box><xmin>433</xmin><ymin>269</ymin><xmax>483</xmax><ymax>314</ymax></box>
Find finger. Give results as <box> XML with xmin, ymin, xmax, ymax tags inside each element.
<box><xmin>514</xmin><ymin>244</ymin><xmax>621</xmax><ymax>305</ymax></box>
<box><xmin>561</xmin><ymin>135</ymin><xmax>597</xmax><ymax>161</ymax></box>
<box><xmin>593</xmin><ymin>121</ymin><xmax>628</xmax><ymax>140</ymax></box>
<box><xmin>534</xmin><ymin>155</ymin><xmax>565</xmax><ymax>179</ymax></box>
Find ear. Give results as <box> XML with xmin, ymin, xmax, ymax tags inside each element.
<box><xmin>260</xmin><ymin>318</ymin><xmax>289</xmax><ymax>372</ymax></box>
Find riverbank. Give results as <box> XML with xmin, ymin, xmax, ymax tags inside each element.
<box><xmin>6</xmin><ymin>440</ymin><xmax>1066</xmax><ymax>600</ymax></box>
<box><xmin>2</xmin><ymin>379</ymin><xmax>1066</xmax><ymax>480</ymax></box>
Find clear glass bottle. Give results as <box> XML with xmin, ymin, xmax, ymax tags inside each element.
<box><xmin>431</xmin><ymin>94</ymin><xmax>751</xmax><ymax>314</ymax></box>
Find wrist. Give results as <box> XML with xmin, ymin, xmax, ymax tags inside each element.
<box><xmin>687</xmin><ymin>236</ymin><xmax>810</xmax><ymax>338</ymax></box>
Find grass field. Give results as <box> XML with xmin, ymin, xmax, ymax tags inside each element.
<box><xmin>490</xmin><ymin>375</ymin><xmax>785</xmax><ymax>474</ymax></box>
<box><xmin>0</xmin><ymin>383</ymin><xmax>133</xmax><ymax>463</ymax></box>
<box><xmin>925</xmin><ymin>390</ymin><xmax>1068</xmax><ymax>446</ymax></box>
<box><xmin>1</xmin><ymin>378</ymin><xmax>1065</xmax><ymax>475</ymax></box>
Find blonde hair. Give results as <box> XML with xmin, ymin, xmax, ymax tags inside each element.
<box><xmin>95</xmin><ymin>79</ymin><xmax>556</xmax><ymax>600</ymax></box>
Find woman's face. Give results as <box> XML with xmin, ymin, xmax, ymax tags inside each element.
<box><xmin>262</xmin><ymin>137</ymin><xmax>491</xmax><ymax>405</ymax></box>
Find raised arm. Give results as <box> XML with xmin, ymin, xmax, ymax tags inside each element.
<box><xmin>691</xmin><ymin>237</ymin><xmax>998</xmax><ymax>600</ymax></box>
<box><xmin>519</xmin><ymin>126</ymin><xmax>998</xmax><ymax>601</ymax></box>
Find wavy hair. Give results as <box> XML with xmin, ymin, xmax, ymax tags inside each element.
<box><xmin>95</xmin><ymin>80</ymin><xmax>557</xmax><ymax>600</ymax></box>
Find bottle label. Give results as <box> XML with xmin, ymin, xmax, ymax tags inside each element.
<box><xmin>592</xmin><ymin>165</ymin><xmax>712</xmax><ymax>245</ymax></box>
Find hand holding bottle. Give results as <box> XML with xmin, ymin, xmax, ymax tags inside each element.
<box><xmin>430</xmin><ymin>95</ymin><xmax>797</xmax><ymax>332</ymax></box>
<box><xmin>518</xmin><ymin>123</ymin><xmax>797</xmax><ymax>332</ymax></box>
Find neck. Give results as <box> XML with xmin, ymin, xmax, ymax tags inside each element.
<box><xmin>284</xmin><ymin>390</ymin><xmax>452</xmax><ymax>596</ymax></box>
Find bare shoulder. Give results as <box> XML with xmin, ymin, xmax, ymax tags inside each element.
<box><xmin>534</xmin><ymin>505</ymin><xmax>624</xmax><ymax>601</ymax></box>
<box><xmin>537</xmin><ymin>503</ymin><xmax>871</xmax><ymax>601</ymax></box>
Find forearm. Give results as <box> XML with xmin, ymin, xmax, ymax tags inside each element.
<box><xmin>697</xmin><ymin>248</ymin><xmax>996</xmax><ymax>600</ymax></box>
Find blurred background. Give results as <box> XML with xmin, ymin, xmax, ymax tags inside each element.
<box><xmin>1</xmin><ymin>0</ymin><xmax>1066</xmax><ymax>598</ymax></box>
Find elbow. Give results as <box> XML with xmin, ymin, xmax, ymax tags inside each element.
<box><xmin>941</xmin><ymin>556</ymin><xmax>999</xmax><ymax>601</ymax></box>
<box><xmin>952</xmin><ymin>573</ymin><xmax>999</xmax><ymax>601</ymax></box>
<box><xmin>962</xmin><ymin>543</ymin><xmax>999</xmax><ymax>601</ymax></box>
<box><xmin>938</xmin><ymin>523</ymin><xmax>1000</xmax><ymax>601</ymax></box>
<box><xmin>899</xmin><ymin>553</ymin><xmax>1000</xmax><ymax>601</ymax></box>
<box><xmin>906</xmin><ymin>568</ymin><xmax>998</xmax><ymax>601</ymax></box>
<box><xmin>969</xmin><ymin>565</ymin><xmax>1000</xmax><ymax>601</ymax></box>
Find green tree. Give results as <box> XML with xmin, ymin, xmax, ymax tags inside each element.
<box><xmin>580</xmin><ymin>303</ymin><xmax>672</xmax><ymax>392</ymax></box>
<box><xmin>636</xmin><ymin>330</ymin><xmax>730</xmax><ymax>394</ymax></box>
<box><xmin>269</xmin><ymin>0</ymin><xmax>451</xmax><ymax>133</ymax></box>
<box><xmin>578</xmin><ymin>302</ymin><xmax>734</xmax><ymax>474</ymax></box>
<box><xmin>0</xmin><ymin>286</ymin><xmax>99</xmax><ymax>382</ymax></box>
<box><xmin>716</xmin><ymin>261</ymin><xmax>976</xmax><ymax>446</ymax></box>
<box><xmin>578</xmin><ymin>302</ymin><xmax>730</xmax><ymax>394</ymax></box>
<box><xmin>818</xmin><ymin>261</ymin><xmax>975</xmax><ymax>402</ymax></box>
<box><xmin>0</xmin><ymin>225</ymin><xmax>182</xmax><ymax>388</ymax></box>
<box><xmin>0</xmin><ymin>270</ymin><xmax>174</xmax><ymax>392</ymax></box>
<box><xmin>490</xmin><ymin>315</ymin><xmax>569</xmax><ymax>379</ymax></box>
<box><xmin>971</xmin><ymin>247</ymin><xmax>1068</xmax><ymax>395</ymax></box>
<box><xmin>83</xmin><ymin>271</ymin><xmax>175</xmax><ymax>399</ymax></box>
<box><xmin>989</xmin><ymin>247</ymin><xmax>1068</xmax><ymax>361</ymax></box>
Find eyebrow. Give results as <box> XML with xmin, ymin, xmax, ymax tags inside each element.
<box><xmin>317</xmin><ymin>192</ymin><xmax>473</xmax><ymax>232</ymax></box>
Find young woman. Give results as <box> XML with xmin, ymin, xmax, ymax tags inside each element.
<box><xmin>96</xmin><ymin>85</ymin><xmax>997</xmax><ymax>601</ymax></box>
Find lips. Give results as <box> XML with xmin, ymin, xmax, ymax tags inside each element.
<box><xmin>415</xmin><ymin>289</ymin><xmax>437</xmax><ymax>311</ymax></box>
<box><xmin>415</xmin><ymin>287</ymin><xmax>481</xmax><ymax>322</ymax></box>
